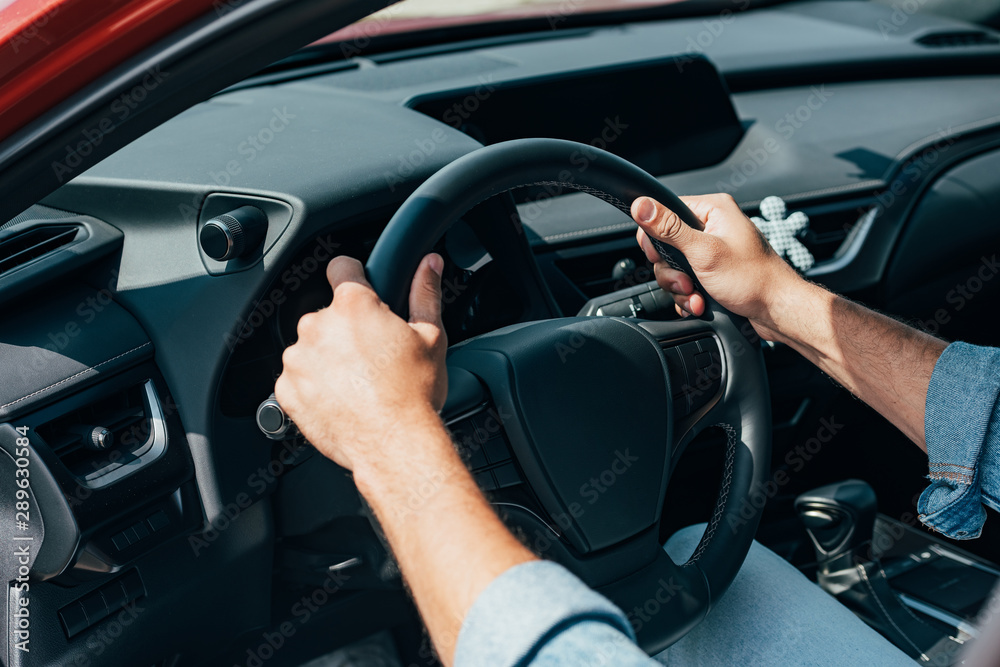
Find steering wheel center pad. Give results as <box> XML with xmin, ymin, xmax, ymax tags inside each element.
<box><xmin>449</xmin><ymin>316</ymin><xmax>673</xmax><ymax>554</ymax></box>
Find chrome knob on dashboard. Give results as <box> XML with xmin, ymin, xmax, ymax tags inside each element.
<box><xmin>256</xmin><ymin>393</ymin><xmax>295</xmax><ymax>440</ymax></box>
<box><xmin>200</xmin><ymin>206</ymin><xmax>268</xmax><ymax>261</ymax></box>
<box><xmin>76</xmin><ymin>425</ymin><xmax>114</xmax><ymax>451</ymax></box>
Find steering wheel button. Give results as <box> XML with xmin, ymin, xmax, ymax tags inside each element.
<box><xmin>121</xmin><ymin>571</ymin><xmax>145</xmax><ymax>601</ymax></box>
<box><xmin>80</xmin><ymin>592</ymin><xmax>110</xmax><ymax>625</ymax></box>
<box><xmin>662</xmin><ymin>347</ymin><xmax>685</xmax><ymax>397</ymax></box>
<box><xmin>694</xmin><ymin>351</ymin><xmax>713</xmax><ymax>369</ymax></box>
<box><xmin>111</xmin><ymin>532</ymin><xmax>131</xmax><ymax>551</ymax></box>
<box><xmin>474</xmin><ymin>471</ymin><xmax>498</xmax><ymax>491</ymax></box>
<box><xmin>147</xmin><ymin>510</ymin><xmax>169</xmax><ymax>532</ymax></box>
<box><xmin>131</xmin><ymin>521</ymin><xmax>151</xmax><ymax>541</ymax></box>
<box><xmin>484</xmin><ymin>437</ymin><xmax>511</xmax><ymax>464</ymax></box>
<box><xmin>493</xmin><ymin>463</ymin><xmax>521</xmax><ymax>488</ymax></box>
<box><xmin>466</xmin><ymin>446</ymin><xmax>488</xmax><ymax>470</ymax></box>
<box><xmin>59</xmin><ymin>602</ymin><xmax>89</xmax><ymax>638</ymax></box>
<box><xmin>103</xmin><ymin>581</ymin><xmax>130</xmax><ymax>611</ymax></box>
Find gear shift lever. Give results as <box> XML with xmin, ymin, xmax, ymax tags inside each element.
<box><xmin>795</xmin><ymin>478</ymin><xmax>877</xmax><ymax>578</ymax></box>
<box><xmin>796</xmin><ymin>480</ymin><xmax>942</xmax><ymax>661</ymax></box>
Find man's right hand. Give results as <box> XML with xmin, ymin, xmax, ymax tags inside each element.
<box><xmin>631</xmin><ymin>193</ymin><xmax>805</xmax><ymax>342</ymax></box>
<box><xmin>632</xmin><ymin>193</ymin><xmax>945</xmax><ymax>451</ymax></box>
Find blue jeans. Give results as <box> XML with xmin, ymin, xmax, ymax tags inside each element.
<box><xmin>656</xmin><ymin>524</ymin><xmax>914</xmax><ymax>666</ymax></box>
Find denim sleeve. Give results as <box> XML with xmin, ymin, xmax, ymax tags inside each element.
<box><xmin>453</xmin><ymin>560</ymin><xmax>655</xmax><ymax>667</ymax></box>
<box><xmin>919</xmin><ymin>341</ymin><xmax>1000</xmax><ymax>539</ymax></box>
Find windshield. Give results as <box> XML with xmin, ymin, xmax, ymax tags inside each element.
<box><xmin>318</xmin><ymin>0</ymin><xmax>692</xmax><ymax>47</ymax></box>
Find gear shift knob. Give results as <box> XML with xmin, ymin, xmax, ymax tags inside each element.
<box><xmin>795</xmin><ymin>479</ymin><xmax>877</xmax><ymax>563</ymax></box>
<box><xmin>794</xmin><ymin>480</ymin><xmax>945</xmax><ymax>660</ymax></box>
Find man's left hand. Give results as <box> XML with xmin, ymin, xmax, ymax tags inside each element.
<box><xmin>275</xmin><ymin>253</ymin><xmax>448</xmax><ymax>474</ymax></box>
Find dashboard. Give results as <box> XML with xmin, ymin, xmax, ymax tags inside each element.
<box><xmin>5</xmin><ymin>1</ymin><xmax>1000</xmax><ymax>664</ymax></box>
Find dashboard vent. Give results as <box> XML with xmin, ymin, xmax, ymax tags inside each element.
<box><xmin>0</xmin><ymin>224</ymin><xmax>80</xmax><ymax>275</ymax></box>
<box><xmin>555</xmin><ymin>245</ymin><xmax>653</xmax><ymax>299</ymax></box>
<box><xmin>36</xmin><ymin>380</ymin><xmax>167</xmax><ymax>487</ymax></box>
<box><xmin>552</xmin><ymin>200</ymin><xmax>874</xmax><ymax>301</ymax></box>
<box><xmin>916</xmin><ymin>31</ymin><xmax>1000</xmax><ymax>48</ymax></box>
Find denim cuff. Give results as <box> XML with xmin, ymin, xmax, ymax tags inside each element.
<box><xmin>454</xmin><ymin>560</ymin><xmax>635</xmax><ymax>667</ymax></box>
<box><xmin>920</xmin><ymin>342</ymin><xmax>1000</xmax><ymax>539</ymax></box>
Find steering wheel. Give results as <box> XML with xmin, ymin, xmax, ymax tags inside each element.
<box><xmin>366</xmin><ymin>138</ymin><xmax>771</xmax><ymax>654</ymax></box>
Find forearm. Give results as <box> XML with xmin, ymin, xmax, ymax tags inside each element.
<box><xmin>353</xmin><ymin>410</ymin><xmax>536</xmax><ymax>666</ymax></box>
<box><xmin>761</xmin><ymin>279</ymin><xmax>946</xmax><ymax>451</ymax></box>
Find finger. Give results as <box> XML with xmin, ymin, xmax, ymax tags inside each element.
<box><xmin>409</xmin><ymin>253</ymin><xmax>444</xmax><ymax>327</ymax></box>
<box><xmin>631</xmin><ymin>196</ymin><xmax>704</xmax><ymax>255</ymax></box>
<box><xmin>326</xmin><ymin>256</ymin><xmax>373</xmax><ymax>295</ymax></box>
<box><xmin>652</xmin><ymin>262</ymin><xmax>697</xmax><ymax>296</ymax></box>
<box><xmin>673</xmin><ymin>291</ymin><xmax>706</xmax><ymax>317</ymax></box>
<box><xmin>636</xmin><ymin>229</ymin><xmax>663</xmax><ymax>265</ymax></box>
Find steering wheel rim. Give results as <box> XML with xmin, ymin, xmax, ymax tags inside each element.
<box><xmin>366</xmin><ymin>138</ymin><xmax>771</xmax><ymax>653</ymax></box>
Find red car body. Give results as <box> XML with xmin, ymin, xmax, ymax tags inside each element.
<box><xmin>0</xmin><ymin>0</ymin><xmax>219</xmax><ymax>142</ymax></box>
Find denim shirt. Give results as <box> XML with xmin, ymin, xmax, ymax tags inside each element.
<box><xmin>454</xmin><ymin>560</ymin><xmax>654</xmax><ymax>666</ymax></box>
<box><xmin>919</xmin><ymin>341</ymin><xmax>1000</xmax><ymax>539</ymax></box>
<box><xmin>455</xmin><ymin>341</ymin><xmax>1000</xmax><ymax>666</ymax></box>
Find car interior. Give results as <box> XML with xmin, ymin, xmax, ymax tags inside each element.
<box><xmin>3</xmin><ymin>0</ymin><xmax>1000</xmax><ymax>664</ymax></box>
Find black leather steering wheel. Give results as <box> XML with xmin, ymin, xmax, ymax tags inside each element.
<box><xmin>366</xmin><ymin>138</ymin><xmax>771</xmax><ymax>654</ymax></box>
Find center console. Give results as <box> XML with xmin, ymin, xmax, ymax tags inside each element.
<box><xmin>796</xmin><ymin>480</ymin><xmax>998</xmax><ymax>665</ymax></box>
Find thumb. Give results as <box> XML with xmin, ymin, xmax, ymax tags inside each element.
<box><xmin>631</xmin><ymin>197</ymin><xmax>703</xmax><ymax>256</ymax></box>
<box><xmin>409</xmin><ymin>253</ymin><xmax>444</xmax><ymax>328</ymax></box>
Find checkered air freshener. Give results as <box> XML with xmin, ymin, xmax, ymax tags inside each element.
<box><xmin>751</xmin><ymin>196</ymin><xmax>815</xmax><ymax>272</ymax></box>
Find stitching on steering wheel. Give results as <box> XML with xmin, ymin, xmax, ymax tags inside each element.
<box><xmin>519</xmin><ymin>180</ymin><xmax>632</xmax><ymax>215</ymax></box>
<box><xmin>689</xmin><ymin>423</ymin><xmax>736</xmax><ymax>564</ymax></box>
<box><xmin>516</xmin><ymin>181</ymin><xmax>687</xmax><ymax>274</ymax></box>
